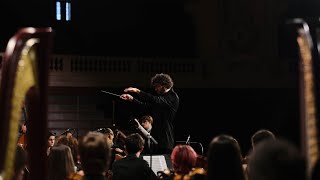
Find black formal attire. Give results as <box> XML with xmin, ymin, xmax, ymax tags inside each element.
<box><xmin>140</xmin><ymin>127</ymin><xmax>153</xmax><ymax>155</ymax></box>
<box><xmin>132</xmin><ymin>89</ymin><xmax>179</xmax><ymax>154</ymax></box>
<box><xmin>109</xmin><ymin>143</ymin><xmax>126</xmax><ymax>169</ymax></box>
<box><xmin>111</xmin><ymin>154</ymin><xmax>157</xmax><ymax>180</ymax></box>
<box><xmin>82</xmin><ymin>175</ymin><xmax>106</xmax><ymax>180</ymax></box>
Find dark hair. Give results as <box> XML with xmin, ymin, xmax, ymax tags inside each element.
<box><xmin>251</xmin><ymin>129</ymin><xmax>275</xmax><ymax>148</ymax></box>
<box><xmin>47</xmin><ymin>131</ymin><xmax>56</xmax><ymax>139</ymax></box>
<box><xmin>55</xmin><ymin>135</ymin><xmax>79</xmax><ymax>165</ymax></box>
<box><xmin>79</xmin><ymin>132</ymin><xmax>111</xmax><ymax>174</ymax></box>
<box><xmin>105</xmin><ymin>128</ymin><xmax>114</xmax><ymax>135</ymax></box>
<box><xmin>124</xmin><ymin>133</ymin><xmax>145</xmax><ymax>154</ymax></box>
<box><xmin>248</xmin><ymin>138</ymin><xmax>306</xmax><ymax>180</ymax></box>
<box><xmin>207</xmin><ymin>134</ymin><xmax>245</xmax><ymax>180</ymax></box>
<box><xmin>151</xmin><ymin>73</ymin><xmax>174</xmax><ymax>89</ymax></box>
<box><xmin>48</xmin><ymin>144</ymin><xmax>75</xmax><ymax>180</ymax></box>
<box><xmin>95</xmin><ymin>127</ymin><xmax>114</xmax><ymax>135</ymax></box>
<box><xmin>140</xmin><ymin>115</ymin><xmax>153</xmax><ymax>125</ymax></box>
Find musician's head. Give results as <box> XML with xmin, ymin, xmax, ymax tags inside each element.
<box><xmin>104</xmin><ymin>128</ymin><xmax>115</xmax><ymax>145</ymax></box>
<box><xmin>140</xmin><ymin>115</ymin><xmax>153</xmax><ymax>132</ymax></box>
<box><xmin>207</xmin><ymin>134</ymin><xmax>245</xmax><ymax>180</ymax></box>
<box><xmin>48</xmin><ymin>144</ymin><xmax>76</xmax><ymax>180</ymax></box>
<box><xmin>79</xmin><ymin>131</ymin><xmax>111</xmax><ymax>175</ymax></box>
<box><xmin>151</xmin><ymin>73</ymin><xmax>174</xmax><ymax>94</ymax></box>
<box><xmin>124</xmin><ymin>133</ymin><xmax>145</xmax><ymax>155</ymax></box>
<box><xmin>251</xmin><ymin>129</ymin><xmax>276</xmax><ymax>149</ymax></box>
<box><xmin>171</xmin><ymin>144</ymin><xmax>198</xmax><ymax>175</ymax></box>
<box><xmin>62</xmin><ymin>128</ymin><xmax>75</xmax><ymax>138</ymax></box>
<box><xmin>55</xmin><ymin>135</ymin><xmax>80</xmax><ymax>165</ymax></box>
<box><xmin>105</xmin><ymin>128</ymin><xmax>114</xmax><ymax>135</ymax></box>
<box><xmin>47</xmin><ymin>131</ymin><xmax>56</xmax><ymax>148</ymax></box>
<box><xmin>248</xmin><ymin>138</ymin><xmax>305</xmax><ymax>180</ymax></box>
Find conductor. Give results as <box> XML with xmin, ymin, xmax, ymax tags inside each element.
<box><xmin>120</xmin><ymin>73</ymin><xmax>179</xmax><ymax>154</ymax></box>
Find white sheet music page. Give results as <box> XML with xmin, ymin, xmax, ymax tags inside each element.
<box><xmin>143</xmin><ymin>155</ymin><xmax>168</xmax><ymax>174</ymax></box>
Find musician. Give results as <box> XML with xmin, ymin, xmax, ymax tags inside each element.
<box><xmin>111</xmin><ymin>133</ymin><xmax>157</xmax><ymax>180</ymax></box>
<box><xmin>103</xmin><ymin>128</ymin><xmax>126</xmax><ymax>167</ymax></box>
<box><xmin>19</xmin><ymin>123</ymin><xmax>27</xmax><ymax>135</ymax></box>
<box><xmin>242</xmin><ymin>129</ymin><xmax>276</xmax><ymax>179</ymax></box>
<box><xmin>138</xmin><ymin>115</ymin><xmax>153</xmax><ymax>155</ymax></box>
<box><xmin>14</xmin><ymin>145</ymin><xmax>28</xmax><ymax>180</ymax></box>
<box><xmin>46</xmin><ymin>131</ymin><xmax>56</xmax><ymax>156</ymax></box>
<box><xmin>78</xmin><ymin>132</ymin><xmax>111</xmax><ymax>180</ymax></box>
<box><xmin>61</xmin><ymin>128</ymin><xmax>76</xmax><ymax>138</ymax></box>
<box><xmin>55</xmin><ymin>133</ymin><xmax>81</xmax><ymax>172</ymax></box>
<box><xmin>158</xmin><ymin>144</ymin><xmax>206</xmax><ymax>180</ymax></box>
<box><xmin>17</xmin><ymin>105</ymin><xmax>28</xmax><ymax>149</ymax></box>
<box><xmin>120</xmin><ymin>73</ymin><xmax>179</xmax><ymax>154</ymax></box>
<box><xmin>140</xmin><ymin>115</ymin><xmax>153</xmax><ymax>134</ymax></box>
<box><xmin>243</xmin><ymin>130</ymin><xmax>276</xmax><ymax>164</ymax></box>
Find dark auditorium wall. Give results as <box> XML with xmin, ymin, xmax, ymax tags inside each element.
<box><xmin>97</xmin><ymin>87</ymin><xmax>300</xmax><ymax>155</ymax></box>
<box><xmin>0</xmin><ymin>1</ymin><xmax>53</xmax><ymax>51</ymax></box>
<box><xmin>173</xmin><ymin>88</ymin><xmax>300</xmax><ymax>155</ymax></box>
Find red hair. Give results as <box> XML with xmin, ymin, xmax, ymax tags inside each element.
<box><xmin>171</xmin><ymin>145</ymin><xmax>197</xmax><ymax>175</ymax></box>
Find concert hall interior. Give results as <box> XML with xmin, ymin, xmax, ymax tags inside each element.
<box><xmin>1</xmin><ymin>0</ymin><xmax>320</xmax><ymax>179</ymax></box>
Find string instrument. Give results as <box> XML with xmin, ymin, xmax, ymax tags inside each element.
<box><xmin>17</xmin><ymin>133</ymin><xmax>27</xmax><ymax>149</ymax></box>
<box><xmin>157</xmin><ymin>153</ymin><xmax>207</xmax><ymax>179</ymax></box>
<box><xmin>157</xmin><ymin>167</ymin><xmax>206</xmax><ymax>180</ymax></box>
<box><xmin>195</xmin><ymin>154</ymin><xmax>207</xmax><ymax>170</ymax></box>
<box><xmin>0</xmin><ymin>27</ymin><xmax>53</xmax><ymax>180</ymax></box>
<box><xmin>113</xmin><ymin>129</ymin><xmax>128</xmax><ymax>161</ymax></box>
<box><xmin>291</xmin><ymin>19</ymin><xmax>319</xmax><ymax>177</ymax></box>
<box><xmin>114</xmin><ymin>129</ymin><xmax>127</xmax><ymax>145</ymax></box>
<box><xmin>114</xmin><ymin>151</ymin><xmax>126</xmax><ymax>161</ymax></box>
<box><xmin>17</xmin><ymin>106</ymin><xmax>28</xmax><ymax>149</ymax></box>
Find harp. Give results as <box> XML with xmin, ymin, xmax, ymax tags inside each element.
<box><xmin>288</xmin><ymin>18</ymin><xmax>319</xmax><ymax>179</ymax></box>
<box><xmin>0</xmin><ymin>27</ymin><xmax>53</xmax><ymax>180</ymax></box>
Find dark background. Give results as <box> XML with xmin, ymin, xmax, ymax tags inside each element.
<box><xmin>97</xmin><ymin>87</ymin><xmax>300</xmax><ymax>156</ymax></box>
<box><xmin>1</xmin><ymin>0</ymin><xmax>319</xmax><ymax>156</ymax></box>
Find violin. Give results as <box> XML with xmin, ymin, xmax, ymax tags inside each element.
<box><xmin>17</xmin><ymin>107</ymin><xmax>28</xmax><ymax>149</ymax></box>
<box><xmin>114</xmin><ymin>129</ymin><xmax>127</xmax><ymax>144</ymax></box>
<box><xmin>157</xmin><ymin>168</ymin><xmax>206</xmax><ymax>180</ymax></box>
<box><xmin>115</xmin><ymin>153</ymin><xmax>126</xmax><ymax>161</ymax></box>
<box><xmin>17</xmin><ymin>133</ymin><xmax>27</xmax><ymax>149</ymax></box>
<box><xmin>195</xmin><ymin>154</ymin><xmax>207</xmax><ymax>169</ymax></box>
<box><xmin>113</xmin><ymin>129</ymin><xmax>128</xmax><ymax>161</ymax></box>
<box><xmin>112</xmin><ymin>144</ymin><xmax>127</xmax><ymax>161</ymax></box>
<box><xmin>157</xmin><ymin>154</ymin><xmax>207</xmax><ymax>179</ymax></box>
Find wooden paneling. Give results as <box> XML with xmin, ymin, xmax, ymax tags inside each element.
<box><xmin>48</xmin><ymin>87</ymin><xmax>112</xmax><ymax>137</ymax></box>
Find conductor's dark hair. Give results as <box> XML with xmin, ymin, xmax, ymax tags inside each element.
<box><xmin>151</xmin><ymin>73</ymin><xmax>174</xmax><ymax>89</ymax></box>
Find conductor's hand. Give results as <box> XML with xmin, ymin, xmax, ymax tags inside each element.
<box><xmin>124</xmin><ymin>87</ymin><xmax>140</xmax><ymax>93</ymax></box>
<box><xmin>120</xmin><ymin>94</ymin><xmax>134</xmax><ymax>101</ymax></box>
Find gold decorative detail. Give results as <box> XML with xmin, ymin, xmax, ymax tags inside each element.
<box><xmin>297</xmin><ymin>28</ymin><xmax>319</xmax><ymax>176</ymax></box>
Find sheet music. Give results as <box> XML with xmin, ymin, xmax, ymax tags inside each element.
<box><xmin>143</xmin><ymin>155</ymin><xmax>168</xmax><ymax>174</ymax></box>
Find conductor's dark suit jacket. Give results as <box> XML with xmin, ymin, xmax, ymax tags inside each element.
<box><xmin>132</xmin><ymin>88</ymin><xmax>179</xmax><ymax>154</ymax></box>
